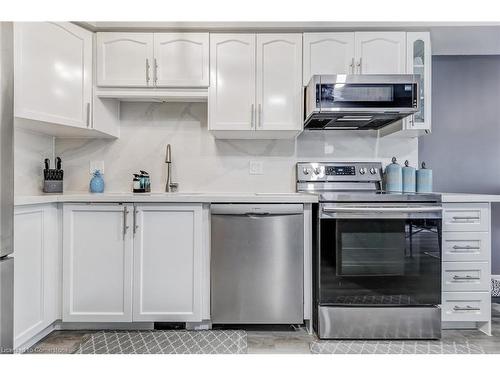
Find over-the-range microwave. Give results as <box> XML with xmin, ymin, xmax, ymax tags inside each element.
<box><xmin>304</xmin><ymin>74</ymin><xmax>419</xmax><ymax>130</ymax></box>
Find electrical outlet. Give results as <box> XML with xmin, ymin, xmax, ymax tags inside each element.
<box><xmin>324</xmin><ymin>144</ymin><xmax>334</xmax><ymax>155</ymax></box>
<box><xmin>90</xmin><ymin>160</ymin><xmax>105</xmax><ymax>174</ymax></box>
<box><xmin>249</xmin><ymin>161</ymin><xmax>264</xmax><ymax>175</ymax></box>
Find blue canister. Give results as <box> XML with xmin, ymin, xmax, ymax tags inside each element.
<box><xmin>416</xmin><ymin>162</ymin><xmax>433</xmax><ymax>193</ymax></box>
<box><xmin>385</xmin><ymin>157</ymin><xmax>403</xmax><ymax>192</ymax></box>
<box><xmin>90</xmin><ymin>170</ymin><xmax>105</xmax><ymax>193</ymax></box>
<box><xmin>402</xmin><ymin>160</ymin><xmax>416</xmax><ymax>193</ymax></box>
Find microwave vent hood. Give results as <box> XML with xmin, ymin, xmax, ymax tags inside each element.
<box><xmin>304</xmin><ymin>74</ymin><xmax>419</xmax><ymax>130</ymax></box>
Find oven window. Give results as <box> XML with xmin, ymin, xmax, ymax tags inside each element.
<box><xmin>319</xmin><ymin>218</ymin><xmax>441</xmax><ymax>306</ymax></box>
<box><xmin>337</xmin><ymin>220</ymin><xmax>406</xmax><ymax>276</ymax></box>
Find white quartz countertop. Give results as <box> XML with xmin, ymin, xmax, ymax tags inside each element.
<box><xmin>15</xmin><ymin>192</ymin><xmax>500</xmax><ymax>206</ymax></box>
<box><xmin>14</xmin><ymin>192</ymin><xmax>319</xmax><ymax>206</ymax></box>
<box><xmin>440</xmin><ymin>193</ymin><xmax>500</xmax><ymax>203</ymax></box>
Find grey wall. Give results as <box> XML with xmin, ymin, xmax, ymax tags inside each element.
<box><xmin>419</xmin><ymin>55</ymin><xmax>500</xmax><ymax>274</ymax></box>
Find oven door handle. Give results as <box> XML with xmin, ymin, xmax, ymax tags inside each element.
<box><xmin>322</xmin><ymin>206</ymin><xmax>443</xmax><ymax>214</ymax></box>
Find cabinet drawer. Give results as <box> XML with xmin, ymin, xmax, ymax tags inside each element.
<box><xmin>442</xmin><ymin>203</ymin><xmax>489</xmax><ymax>232</ymax></box>
<box><xmin>442</xmin><ymin>262</ymin><xmax>490</xmax><ymax>292</ymax></box>
<box><xmin>442</xmin><ymin>292</ymin><xmax>490</xmax><ymax>322</ymax></box>
<box><xmin>442</xmin><ymin>232</ymin><xmax>490</xmax><ymax>262</ymax></box>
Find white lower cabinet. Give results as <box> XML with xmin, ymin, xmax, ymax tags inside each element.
<box><xmin>442</xmin><ymin>292</ymin><xmax>491</xmax><ymax>322</ymax></box>
<box><xmin>14</xmin><ymin>204</ymin><xmax>60</xmax><ymax>349</ymax></box>
<box><xmin>63</xmin><ymin>204</ymin><xmax>133</xmax><ymax>322</ymax></box>
<box><xmin>133</xmin><ymin>204</ymin><xmax>202</xmax><ymax>322</ymax></box>
<box><xmin>62</xmin><ymin>203</ymin><xmax>203</xmax><ymax>323</ymax></box>
<box><xmin>441</xmin><ymin>202</ymin><xmax>492</xmax><ymax>335</ymax></box>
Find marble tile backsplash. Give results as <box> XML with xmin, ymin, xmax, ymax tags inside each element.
<box><xmin>14</xmin><ymin>128</ymin><xmax>54</xmax><ymax>195</ymax></box>
<box><xmin>52</xmin><ymin>102</ymin><xmax>418</xmax><ymax>194</ymax></box>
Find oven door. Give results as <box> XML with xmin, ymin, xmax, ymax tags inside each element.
<box><xmin>318</xmin><ymin>203</ymin><xmax>442</xmax><ymax>307</ymax></box>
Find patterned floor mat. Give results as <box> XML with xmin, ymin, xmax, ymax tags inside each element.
<box><xmin>75</xmin><ymin>330</ymin><xmax>247</xmax><ymax>354</ymax></box>
<box><xmin>310</xmin><ymin>340</ymin><xmax>485</xmax><ymax>354</ymax></box>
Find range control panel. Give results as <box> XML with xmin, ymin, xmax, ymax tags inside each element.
<box><xmin>325</xmin><ymin>166</ymin><xmax>356</xmax><ymax>176</ymax></box>
<box><xmin>296</xmin><ymin>162</ymin><xmax>383</xmax><ymax>182</ymax></box>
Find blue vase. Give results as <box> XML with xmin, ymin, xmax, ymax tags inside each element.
<box><xmin>90</xmin><ymin>170</ymin><xmax>105</xmax><ymax>193</ymax></box>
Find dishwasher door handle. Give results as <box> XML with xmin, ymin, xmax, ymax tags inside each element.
<box><xmin>211</xmin><ymin>204</ymin><xmax>304</xmax><ymax>216</ymax></box>
<box><xmin>244</xmin><ymin>212</ymin><xmax>270</xmax><ymax>217</ymax></box>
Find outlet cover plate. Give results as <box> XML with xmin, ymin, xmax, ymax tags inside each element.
<box><xmin>249</xmin><ymin>161</ymin><xmax>264</xmax><ymax>175</ymax></box>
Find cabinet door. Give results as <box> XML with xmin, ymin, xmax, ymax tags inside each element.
<box><xmin>133</xmin><ymin>204</ymin><xmax>202</xmax><ymax>322</ymax></box>
<box><xmin>14</xmin><ymin>22</ymin><xmax>92</xmax><ymax>129</ymax></box>
<box><xmin>303</xmin><ymin>32</ymin><xmax>355</xmax><ymax>85</ymax></box>
<box><xmin>154</xmin><ymin>33</ymin><xmax>209</xmax><ymax>87</ymax></box>
<box><xmin>96</xmin><ymin>33</ymin><xmax>154</xmax><ymax>87</ymax></box>
<box><xmin>209</xmin><ymin>34</ymin><xmax>256</xmax><ymax>131</ymax></box>
<box><xmin>14</xmin><ymin>204</ymin><xmax>60</xmax><ymax>349</ymax></box>
<box><xmin>406</xmin><ymin>32</ymin><xmax>431</xmax><ymax>132</ymax></box>
<box><xmin>256</xmin><ymin>34</ymin><xmax>303</xmax><ymax>131</ymax></box>
<box><xmin>63</xmin><ymin>204</ymin><xmax>133</xmax><ymax>322</ymax></box>
<box><xmin>355</xmin><ymin>32</ymin><xmax>406</xmax><ymax>74</ymax></box>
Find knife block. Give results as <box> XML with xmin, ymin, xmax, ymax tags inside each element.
<box><xmin>43</xmin><ymin>180</ymin><xmax>63</xmax><ymax>193</ymax></box>
<box><xmin>43</xmin><ymin>168</ymin><xmax>64</xmax><ymax>193</ymax></box>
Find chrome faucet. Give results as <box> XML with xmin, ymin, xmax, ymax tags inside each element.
<box><xmin>165</xmin><ymin>144</ymin><xmax>178</xmax><ymax>192</ymax></box>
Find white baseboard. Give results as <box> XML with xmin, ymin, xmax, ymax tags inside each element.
<box><xmin>14</xmin><ymin>324</ymin><xmax>56</xmax><ymax>353</ymax></box>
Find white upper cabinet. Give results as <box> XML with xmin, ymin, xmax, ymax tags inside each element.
<box><xmin>133</xmin><ymin>204</ymin><xmax>202</xmax><ymax>322</ymax></box>
<box><xmin>256</xmin><ymin>34</ymin><xmax>303</xmax><ymax>132</ymax></box>
<box><xmin>406</xmin><ymin>32</ymin><xmax>432</xmax><ymax>132</ymax></box>
<box><xmin>96</xmin><ymin>32</ymin><xmax>209</xmax><ymax>88</ymax></box>
<box><xmin>63</xmin><ymin>204</ymin><xmax>133</xmax><ymax>322</ymax></box>
<box><xmin>209</xmin><ymin>34</ymin><xmax>256</xmax><ymax>131</ymax></box>
<box><xmin>209</xmin><ymin>33</ymin><xmax>303</xmax><ymax>138</ymax></box>
<box><xmin>303</xmin><ymin>33</ymin><xmax>355</xmax><ymax>84</ymax></box>
<box><xmin>14</xmin><ymin>22</ymin><xmax>93</xmax><ymax>129</ymax></box>
<box><xmin>355</xmin><ymin>32</ymin><xmax>406</xmax><ymax>74</ymax></box>
<box><xmin>154</xmin><ymin>33</ymin><xmax>209</xmax><ymax>87</ymax></box>
<box><xmin>96</xmin><ymin>33</ymin><xmax>154</xmax><ymax>87</ymax></box>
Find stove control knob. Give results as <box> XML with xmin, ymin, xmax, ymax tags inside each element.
<box><xmin>359</xmin><ymin>167</ymin><xmax>366</xmax><ymax>175</ymax></box>
<box><xmin>302</xmin><ymin>168</ymin><xmax>310</xmax><ymax>175</ymax></box>
<box><xmin>370</xmin><ymin>168</ymin><xmax>377</xmax><ymax>175</ymax></box>
<box><xmin>314</xmin><ymin>167</ymin><xmax>321</xmax><ymax>175</ymax></box>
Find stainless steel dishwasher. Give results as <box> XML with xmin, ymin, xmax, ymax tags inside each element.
<box><xmin>211</xmin><ymin>204</ymin><xmax>303</xmax><ymax>324</ymax></box>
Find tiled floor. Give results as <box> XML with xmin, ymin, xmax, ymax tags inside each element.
<box><xmin>29</xmin><ymin>304</ymin><xmax>500</xmax><ymax>354</ymax></box>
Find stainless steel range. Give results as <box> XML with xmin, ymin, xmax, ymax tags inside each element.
<box><xmin>297</xmin><ymin>161</ymin><xmax>442</xmax><ymax>340</ymax></box>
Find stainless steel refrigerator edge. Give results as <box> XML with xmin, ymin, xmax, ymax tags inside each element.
<box><xmin>0</xmin><ymin>22</ymin><xmax>14</xmax><ymax>353</ymax></box>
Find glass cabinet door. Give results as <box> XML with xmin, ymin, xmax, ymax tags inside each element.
<box><xmin>406</xmin><ymin>32</ymin><xmax>431</xmax><ymax>132</ymax></box>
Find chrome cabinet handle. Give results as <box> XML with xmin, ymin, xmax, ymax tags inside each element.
<box><xmin>146</xmin><ymin>59</ymin><xmax>150</xmax><ymax>84</ymax></box>
<box><xmin>154</xmin><ymin>58</ymin><xmax>158</xmax><ymax>85</ymax></box>
<box><xmin>123</xmin><ymin>206</ymin><xmax>130</xmax><ymax>239</ymax></box>
<box><xmin>356</xmin><ymin>58</ymin><xmax>362</xmax><ymax>74</ymax></box>
<box><xmin>250</xmin><ymin>104</ymin><xmax>255</xmax><ymax>129</ymax></box>
<box><xmin>349</xmin><ymin>58</ymin><xmax>355</xmax><ymax>74</ymax></box>
<box><xmin>452</xmin><ymin>216</ymin><xmax>480</xmax><ymax>221</ymax></box>
<box><xmin>258</xmin><ymin>104</ymin><xmax>262</xmax><ymax>128</ymax></box>
<box><xmin>452</xmin><ymin>245</ymin><xmax>480</xmax><ymax>250</ymax></box>
<box><xmin>453</xmin><ymin>305</ymin><xmax>480</xmax><ymax>312</ymax></box>
<box><xmin>133</xmin><ymin>206</ymin><xmax>138</xmax><ymax>235</ymax></box>
<box><xmin>453</xmin><ymin>275</ymin><xmax>480</xmax><ymax>281</ymax></box>
<box><xmin>85</xmin><ymin>102</ymin><xmax>90</xmax><ymax>127</ymax></box>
